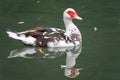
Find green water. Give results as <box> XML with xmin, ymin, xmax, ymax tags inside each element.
<box><xmin>0</xmin><ymin>0</ymin><xmax>120</xmax><ymax>80</ymax></box>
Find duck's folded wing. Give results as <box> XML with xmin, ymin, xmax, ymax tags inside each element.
<box><xmin>18</xmin><ymin>27</ymin><xmax>47</xmax><ymax>36</ymax></box>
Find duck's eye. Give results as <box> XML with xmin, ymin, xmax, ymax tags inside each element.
<box><xmin>67</xmin><ymin>10</ymin><xmax>76</xmax><ymax>18</ymax></box>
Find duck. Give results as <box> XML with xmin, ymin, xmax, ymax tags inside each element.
<box><xmin>6</xmin><ymin>8</ymin><xmax>82</xmax><ymax>47</ymax></box>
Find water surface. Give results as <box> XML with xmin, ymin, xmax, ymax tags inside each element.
<box><xmin>0</xmin><ymin>0</ymin><xmax>120</xmax><ymax>80</ymax></box>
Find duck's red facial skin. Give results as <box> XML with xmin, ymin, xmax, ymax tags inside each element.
<box><xmin>67</xmin><ymin>10</ymin><xmax>77</xmax><ymax>19</ymax></box>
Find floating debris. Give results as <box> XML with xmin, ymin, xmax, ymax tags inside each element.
<box><xmin>37</xmin><ymin>1</ymin><xmax>40</xmax><ymax>3</ymax></box>
<box><xmin>94</xmin><ymin>27</ymin><xmax>97</xmax><ymax>31</ymax></box>
<box><xmin>18</xmin><ymin>21</ymin><xmax>24</xmax><ymax>24</ymax></box>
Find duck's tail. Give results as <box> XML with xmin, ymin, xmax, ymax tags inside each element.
<box><xmin>6</xmin><ymin>29</ymin><xmax>21</xmax><ymax>40</ymax></box>
<box><xmin>6</xmin><ymin>29</ymin><xmax>36</xmax><ymax>46</ymax></box>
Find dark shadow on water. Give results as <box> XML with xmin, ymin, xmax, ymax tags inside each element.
<box><xmin>8</xmin><ymin>45</ymin><xmax>83</xmax><ymax>78</ymax></box>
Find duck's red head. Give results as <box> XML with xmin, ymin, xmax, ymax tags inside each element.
<box><xmin>64</xmin><ymin>8</ymin><xmax>83</xmax><ymax>20</ymax></box>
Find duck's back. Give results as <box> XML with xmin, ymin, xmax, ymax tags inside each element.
<box><xmin>33</xmin><ymin>27</ymin><xmax>66</xmax><ymax>47</ymax></box>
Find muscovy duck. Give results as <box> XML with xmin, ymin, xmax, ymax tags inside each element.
<box><xmin>6</xmin><ymin>8</ymin><xmax>82</xmax><ymax>47</ymax></box>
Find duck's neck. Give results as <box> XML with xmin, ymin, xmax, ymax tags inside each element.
<box><xmin>63</xmin><ymin>18</ymin><xmax>80</xmax><ymax>35</ymax></box>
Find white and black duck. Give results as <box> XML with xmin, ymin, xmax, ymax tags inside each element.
<box><xmin>6</xmin><ymin>8</ymin><xmax>82</xmax><ymax>47</ymax></box>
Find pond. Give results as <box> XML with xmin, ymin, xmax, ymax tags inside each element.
<box><xmin>0</xmin><ymin>0</ymin><xmax>120</xmax><ymax>80</ymax></box>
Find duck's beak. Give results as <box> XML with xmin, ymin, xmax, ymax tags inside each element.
<box><xmin>74</xmin><ymin>15</ymin><xmax>83</xmax><ymax>20</ymax></box>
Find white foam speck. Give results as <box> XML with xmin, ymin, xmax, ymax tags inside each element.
<box><xmin>94</xmin><ymin>27</ymin><xmax>97</xmax><ymax>31</ymax></box>
<box><xmin>18</xmin><ymin>21</ymin><xmax>24</xmax><ymax>24</ymax></box>
<box><xmin>37</xmin><ymin>1</ymin><xmax>40</xmax><ymax>3</ymax></box>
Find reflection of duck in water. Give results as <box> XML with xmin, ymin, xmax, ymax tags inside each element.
<box><xmin>8</xmin><ymin>47</ymin><xmax>64</xmax><ymax>59</ymax></box>
<box><xmin>8</xmin><ymin>45</ymin><xmax>81</xmax><ymax>59</ymax></box>
<box><xmin>61</xmin><ymin>45</ymin><xmax>83</xmax><ymax>78</ymax></box>
<box><xmin>8</xmin><ymin>47</ymin><xmax>37</xmax><ymax>58</ymax></box>
<box><xmin>8</xmin><ymin>45</ymin><xmax>82</xmax><ymax>78</ymax></box>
